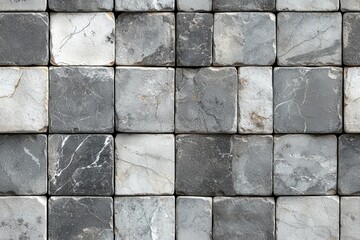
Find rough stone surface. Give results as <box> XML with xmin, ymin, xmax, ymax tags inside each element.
<box><xmin>341</xmin><ymin>0</ymin><xmax>360</xmax><ymax>11</ymax></box>
<box><xmin>0</xmin><ymin>135</ymin><xmax>47</xmax><ymax>195</ymax></box>
<box><xmin>177</xmin><ymin>0</ymin><xmax>212</xmax><ymax>11</ymax></box>
<box><xmin>49</xmin><ymin>0</ymin><xmax>113</xmax><ymax>11</ymax></box>
<box><xmin>116</xmin><ymin>0</ymin><xmax>174</xmax><ymax>11</ymax></box>
<box><xmin>238</xmin><ymin>67</ymin><xmax>273</xmax><ymax>134</ymax></box>
<box><xmin>345</xmin><ymin>68</ymin><xmax>360</xmax><ymax>132</ymax></box>
<box><xmin>277</xmin><ymin>0</ymin><xmax>339</xmax><ymax>11</ymax></box>
<box><xmin>277</xmin><ymin>13</ymin><xmax>342</xmax><ymax>66</ymax></box>
<box><xmin>114</xmin><ymin>196</ymin><xmax>175</xmax><ymax>240</ymax></box>
<box><xmin>0</xmin><ymin>0</ymin><xmax>46</xmax><ymax>11</ymax></box>
<box><xmin>0</xmin><ymin>13</ymin><xmax>48</xmax><ymax>65</ymax></box>
<box><xmin>274</xmin><ymin>135</ymin><xmax>337</xmax><ymax>196</ymax></box>
<box><xmin>213</xmin><ymin>197</ymin><xmax>275</xmax><ymax>240</ymax></box>
<box><xmin>274</xmin><ymin>67</ymin><xmax>343</xmax><ymax>133</ymax></box>
<box><xmin>115</xmin><ymin>134</ymin><xmax>175</xmax><ymax>195</ymax></box>
<box><xmin>176</xmin><ymin>135</ymin><xmax>273</xmax><ymax>196</ymax></box>
<box><xmin>344</xmin><ymin>13</ymin><xmax>360</xmax><ymax>66</ymax></box>
<box><xmin>176</xmin><ymin>197</ymin><xmax>212</xmax><ymax>240</ymax></box>
<box><xmin>0</xmin><ymin>197</ymin><xmax>46</xmax><ymax>240</ymax></box>
<box><xmin>116</xmin><ymin>13</ymin><xmax>175</xmax><ymax>66</ymax></box>
<box><xmin>0</xmin><ymin>67</ymin><xmax>48</xmax><ymax>133</ymax></box>
<box><xmin>49</xmin><ymin>67</ymin><xmax>114</xmax><ymax>133</ymax></box>
<box><xmin>341</xmin><ymin>197</ymin><xmax>360</xmax><ymax>240</ymax></box>
<box><xmin>213</xmin><ymin>0</ymin><xmax>275</xmax><ymax>11</ymax></box>
<box><xmin>214</xmin><ymin>13</ymin><xmax>276</xmax><ymax>66</ymax></box>
<box><xmin>48</xmin><ymin>134</ymin><xmax>114</xmax><ymax>195</ymax></box>
<box><xmin>339</xmin><ymin>135</ymin><xmax>360</xmax><ymax>195</ymax></box>
<box><xmin>49</xmin><ymin>197</ymin><xmax>113</xmax><ymax>240</ymax></box>
<box><xmin>50</xmin><ymin>13</ymin><xmax>115</xmax><ymax>66</ymax></box>
<box><xmin>115</xmin><ymin>67</ymin><xmax>174</xmax><ymax>132</ymax></box>
<box><xmin>276</xmin><ymin>197</ymin><xmax>339</xmax><ymax>240</ymax></box>
<box><xmin>175</xmin><ymin>68</ymin><xmax>237</xmax><ymax>133</ymax></box>
<box><xmin>177</xmin><ymin>13</ymin><xmax>213</xmax><ymax>67</ymax></box>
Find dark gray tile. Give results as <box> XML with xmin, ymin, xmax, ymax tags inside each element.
<box><xmin>213</xmin><ymin>0</ymin><xmax>275</xmax><ymax>11</ymax></box>
<box><xmin>49</xmin><ymin>0</ymin><xmax>113</xmax><ymax>11</ymax></box>
<box><xmin>344</xmin><ymin>13</ymin><xmax>360</xmax><ymax>66</ymax></box>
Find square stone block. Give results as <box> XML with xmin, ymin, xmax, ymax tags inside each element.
<box><xmin>277</xmin><ymin>0</ymin><xmax>339</xmax><ymax>11</ymax></box>
<box><xmin>50</xmin><ymin>13</ymin><xmax>115</xmax><ymax>66</ymax></box>
<box><xmin>49</xmin><ymin>197</ymin><xmax>113</xmax><ymax>240</ymax></box>
<box><xmin>48</xmin><ymin>134</ymin><xmax>114</xmax><ymax>195</ymax></box>
<box><xmin>238</xmin><ymin>67</ymin><xmax>273</xmax><ymax>134</ymax></box>
<box><xmin>116</xmin><ymin>13</ymin><xmax>175</xmax><ymax>66</ymax></box>
<box><xmin>274</xmin><ymin>67</ymin><xmax>343</xmax><ymax>133</ymax></box>
<box><xmin>344</xmin><ymin>13</ymin><xmax>360</xmax><ymax>66</ymax></box>
<box><xmin>116</xmin><ymin>0</ymin><xmax>174</xmax><ymax>11</ymax></box>
<box><xmin>214</xmin><ymin>13</ymin><xmax>276</xmax><ymax>66</ymax></box>
<box><xmin>0</xmin><ymin>197</ymin><xmax>46</xmax><ymax>240</ymax></box>
<box><xmin>341</xmin><ymin>0</ymin><xmax>360</xmax><ymax>11</ymax></box>
<box><xmin>0</xmin><ymin>67</ymin><xmax>48</xmax><ymax>133</ymax></box>
<box><xmin>177</xmin><ymin>13</ymin><xmax>213</xmax><ymax>67</ymax></box>
<box><xmin>0</xmin><ymin>13</ymin><xmax>48</xmax><ymax>65</ymax></box>
<box><xmin>49</xmin><ymin>0</ymin><xmax>113</xmax><ymax>11</ymax></box>
<box><xmin>274</xmin><ymin>135</ymin><xmax>337</xmax><ymax>196</ymax></box>
<box><xmin>341</xmin><ymin>197</ymin><xmax>360</xmax><ymax>239</ymax></box>
<box><xmin>277</xmin><ymin>12</ymin><xmax>342</xmax><ymax>66</ymax></box>
<box><xmin>176</xmin><ymin>197</ymin><xmax>212</xmax><ymax>240</ymax></box>
<box><xmin>115</xmin><ymin>67</ymin><xmax>174</xmax><ymax>132</ymax></box>
<box><xmin>114</xmin><ymin>196</ymin><xmax>175</xmax><ymax>240</ymax></box>
<box><xmin>0</xmin><ymin>135</ymin><xmax>47</xmax><ymax>195</ymax></box>
<box><xmin>177</xmin><ymin>0</ymin><xmax>212</xmax><ymax>11</ymax></box>
<box><xmin>176</xmin><ymin>135</ymin><xmax>273</xmax><ymax>196</ymax></box>
<box><xmin>276</xmin><ymin>197</ymin><xmax>339</xmax><ymax>240</ymax></box>
<box><xmin>115</xmin><ymin>134</ymin><xmax>175</xmax><ymax>195</ymax></box>
<box><xmin>175</xmin><ymin>68</ymin><xmax>237</xmax><ymax>133</ymax></box>
<box><xmin>0</xmin><ymin>0</ymin><xmax>46</xmax><ymax>11</ymax></box>
<box><xmin>213</xmin><ymin>0</ymin><xmax>275</xmax><ymax>11</ymax></box>
<box><xmin>339</xmin><ymin>135</ymin><xmax>360</xmax><ymax>195</ymax></box>
<box><xmin>49</xmin><ymin>67</ymin><xmax>114</xmax><ymax>133</ymax></box>
<box><xmin>345</xmin><ymin>68</ymin><xmax>360</xmax><ymax>132</ymax></box>
<box><xmin>213</xmin><ymin>197</ymin><xmax>275</xmax><ymax>240</ymax></box>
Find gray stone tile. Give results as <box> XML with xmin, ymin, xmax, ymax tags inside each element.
<box><xmin>276</xmin><ymin>196</ymin><xmax>339</xmax><ymax>240</ymax></box>
<box><xmin>214</xmin><ymin>13</ymin><xmax>276</xmax><ymax>66</ymax></box>
<box><xmin>276</xmin><ymin>0</ymin><xmax>339</xmax><ymax>11</ymax></box>
<box><xmin>116</xmin><ymin>0</ymin><xmax>174</xmax><ymax>11</ymax></box>
<box><xmin>344</xmin><ymin>68</ymin><xmax>360</xmax><ymax>133</ymax></box>
<box><xmin>213</xmin><ymin>197</ymin><xmax>275</xmax><ymax>240</ymax></box>
<box><xmin>274</xmin><ymin>135</ymin><xmax>337</xmax><ymax>196</ymax></box>
<box><xmin>341</xmin><ymin>0</ymin><xmax>360</xmax><ymax>11</ymax></box>
<box><xmin>0</xmin><ymin>13</ymin><xmax>48</xmax><ymax>65</ymax></box>
<box><xmin>213</xmin><ymin>0</ymin><xmax>275</xmax><ymax>11</ymax></box>
<box><xmin>274</xmin><ymin>67</ymin><xmax>343</xmax><ymax>133</ymax></box>
<box><xmin>49</xmin><ymin>0</ymin><xmax>113</xmax><ymax>11</ymax></box>
<box><xmin>48</xmin><ymin>134</ymin><xmax>114</xmax><ymax>195</ymax></box>
<box><xmin>176</xmin><ymin>197</ymin><xmax>212</xmax><ymax>240</ymax></box>
<box><xmin>341</xmin><ymin>197</ymin><xmax>360</xmax><ymax>240</ymax></box>
<box><xmin>0</xmin><ymin>197</ymin><xmax>46</xmax><ymax>240</ymax></box>
<box><xmin>344</xmin><ymin>13</ymin><xmax>360</xmax><ymax>66</ymax></box>
<box><xmin>177</xmin><ymin>0</ymin><xmax>212</xmax><ymax>11</ymax></box>
<box><xmin>175</xmin><ymin>68</ymin><xmax>237</xmax><ymax>133</ymax></box>
<box><xmin>49</xmin><ymin>197</ymin><xmax>113</xmax><ymax>240</ymax></box>
<box><xmin>116</xmin><ymin>13</ymin><xmax>175</xmax><ymax>66</ymax></box>
<box><xmin>177</xmin><ymin>13</ymin><xmax>213</xmax><ymax>67</ymax></box>
<box><xmin>114</xmin><ymin>196</ymin><xmax>175</xmax><ymax>240</ymax></box>
<box><xmin>277</xmin><ymin>12</ymin><xmax>342</xmax><ymax>66</ymax></box>
<box><xmin>0</xmin><ymin>0</ymin><xmax>46</xmax><ymax>11</ymax></box>
<box><xmin>49</xmin><ymin>67</ymin><xmax>114</xmax><ymax>133</ymax></box>
<box><xmin>115</xmin><ymin>67</ymin><xmax>174</xmax><ymax>132</ymax></box>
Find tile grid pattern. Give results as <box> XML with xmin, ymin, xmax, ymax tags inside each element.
<box><xmin>1</xmin><ymin>0</ymin><xmax>360</xmax><ymax>239</ymax></box>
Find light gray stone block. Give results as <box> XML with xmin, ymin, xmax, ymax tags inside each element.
<box><xmin>116</xmin><ymin>0</ymin><xmax>174</xmax><ymax>11</ymax></box>
<box><xmin>0</xmin><ymin>0</ymin><xmax>46</xmax><ymax>11</ymax></box>
<box><xmin>277</xmin><ymin>0</ymin><xmax>339</xmax><ymax>11</ymax></box>
<box><xmin>115</xmin><ymin>67</ymin><xmax>174</xmax><ymax>132</ymax></box>
<box><xmin>213</xmin><ymin>0</ymin><xmax>275</xmax><ymax>11</ymax></box>
<box><xmin>276</xmin><ymin>197</ymin><xmax>339</xmax><ymax>240</ymax></box>
<box><xmin>274</xmin><ymin>135</ymin><xmax>337</xmax><ymax>196</ymax></box>
<box><xmin>345</xmin><ymin>68</ymin><xmax>360</xmax><ymax>132</ymax></box>
<box><xmin>344</xmin><ymin>13</ymin><xmax>360</xmax><ymax>66</ymax></box>
<box><xmin>341</xmin><ymin>0</ymin><xmax>360</xmax><ymax>11</ymax></box>
<box><xmin>176</xmin><ymin>197</ymin><xmax>212</xmax><ymax>240</ymax></box>
<box><xmin>114</xmin><ymin>196</ymin><xmax>175</xmax><ymax>240</ymax></box>
<box><xmin>214</xmin><ymin>13</ymin><xmax>276</xmax><ymax>66</ymax></box>
<box><xmin>49</xmin><ymin>0</ymin><xmax>113</xmax><ymax>11</ymax></box>
<box><xmin>277</xmin><ymin>12</ymin><xmax>342</xmax><ymax>66</ymax></box>
<box><xmin>274</xmin><ymin>67</ymin><xmax>343</xmax><ymax>133</ymax></box>
<box><xmin>177</xmin><ymin>0</ymin><xmax>212</xmax><ymax>11</ymax></box>
<box><xmin>341</xmin><ymin>197</ymin><xmax>360</xmax><ymax>240</ymax></box>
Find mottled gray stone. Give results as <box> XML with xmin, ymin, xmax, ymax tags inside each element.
<box><xmin>344</xmin><ymin>13</ymin><xmax>360</xmax><ymax>66</ymax></box>
<box><xmin>277</xmin><ymin>197</ymin><xmax>339</xmax><ymax>240</ymax></box>
<box><xmin>176</xmin><ymin>197</ymin><xmax>212</xmax><ymax>240</ymax></box>
<box><xmin>0</xmin><ymin>135</ymin><xmax>46</xmax><ymax>195</ymax></box>
<box><xmin>115</xmin><ymin>67</ymin><xmax>174</xmax><ymax>132</ymax></box>
<box><xmin>0</xmin><ymin>0</ymin><xmax>46</xmax><ymax>11</ymax></box>
<box><xmin>341</xmin><ymin>0</ymin><xmax>360</xmax><ymax>11</ymax></box>
<box><xmin>177</xmin><ymin>13</ymin><xmax>213</xmax><ymax>67</ymax></box>
<box><xmin>213</xmin><ymin>197</ymin><xmax>275</xmax><ymax>240</ymax></box>
<box><xmin>116</xmin><ymin>0</ymin><xmax>174</xmax><ymax>11</ymax></box>
<box><xmin>114</xmin><ymin>197</ymin><xmax>175</xmax><ymax>240</ymax></box>
<box><xmin>175</xmin><ymin>68</ymin><xmax>237</xmax><ymax>133</ymax></box>
<box><xmin>214</xmin><ymin>13</ymin><xmax>276</xmax><ymax>66</ymax></box>
<box><xmin>213</xmin><ymin>0</ymin><xmax>275</xmax><ymax>11</ymax></box>
<box><xmin>0</xmin><ymin>13</ymin><xmax>48</xmax><ymax>65</ymax></box>
<box><xmin>344</xmin><ymin>68</ymin><xmax>360</xmax><ymax>132</ymax></box>
<box><xmin>277</xmin><ymin>13</ymin><xmax>342</xmax><ymax>66</ymax></box>
<box><xmin>49</xmin><ymin>197</ymin><xmax>113</xmax><ymax>240</ymax></box>
<box><xmin>49</xmin><ymin>0</ymin><xmax>113</xmax><ymax>11</ymax></box>
<box><xmin>176</xmin><ymin>135</ymin><xmax>273</xmax><ymax>196</ymax></box>
<box><xmin>339</xmin><ymin>135</ymin><xmax>360</xmax><ymax>195</ymax></box>
<box><xmin>341</xmin><ymin>197</ymin><xmax>360</xmax><ymax>240</ymax></box>
<box><xmin>177</xmin><ymin>0</ymin><xmax>212</xmax><ymax>11</ymax></box>
<box><xmin>277</xmin><ymin>0</ymin><xmax>339</xmax><ymax>11</ymax></box>
<box><xmin>48</xmin><ymin>134</ymin><xmax>114</xmax><ymax>195</ymax></box>
<box><xmin>274</xmin><ymin>135</ymin><xmax>337</xmax><ymax>196</ymax></box>
<box><xmin>49</xmin><ymin>67</ymin><xmax>114</xmax><ymax>133</ymax></box>
<box><xmin>116</xmin><ymin>13</ymin><xmax>175</xmax><ymax>66</ymax></box>
<box><xmin>0</xmin><ymin>197</ymin><xmax>46</xmax><ymax>240</ymax></box>
<box><xmin>274</xmin><ymin>67</ymin><xmax>343</xmax><ymax>133</ymax></box>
